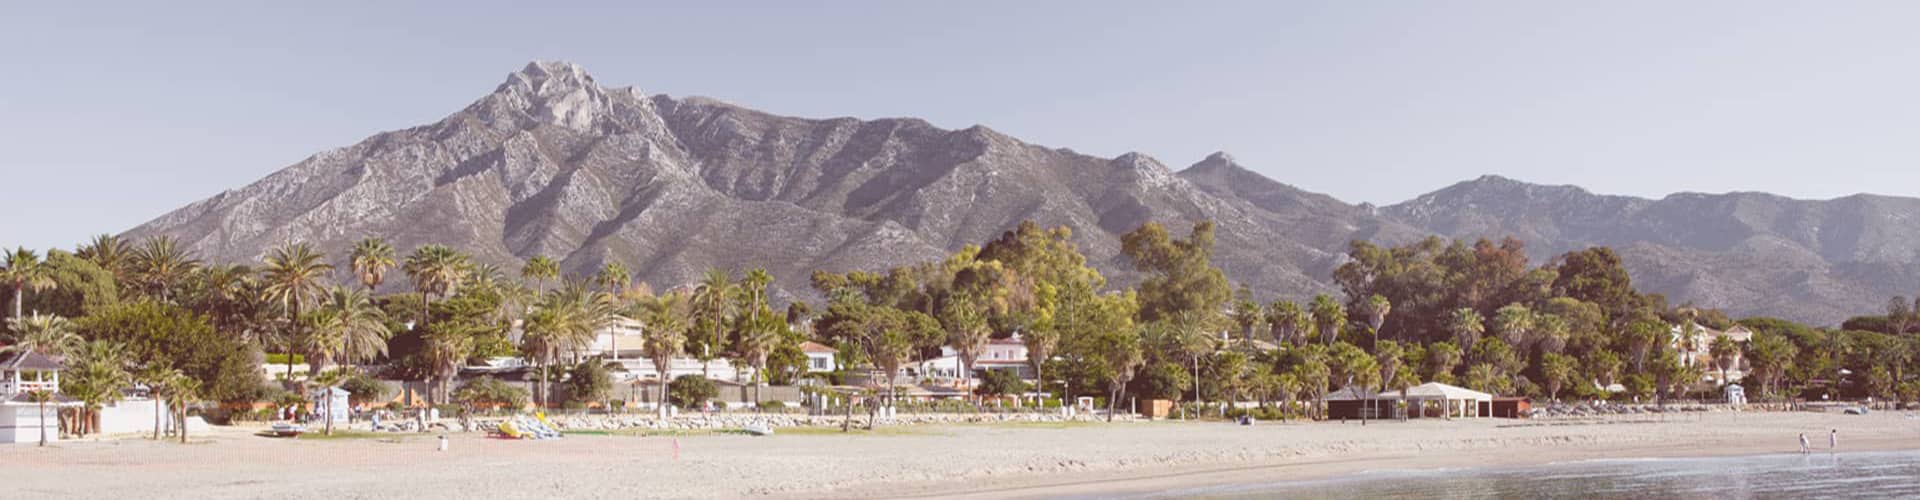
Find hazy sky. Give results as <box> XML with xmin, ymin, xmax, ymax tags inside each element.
<box><xmin>5</xmin><ymin>1</ymin><xmax>1920</xmax><ymax>251</ymax></box>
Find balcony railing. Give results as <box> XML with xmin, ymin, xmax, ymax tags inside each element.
<box><xmin>0</xmin><ymin>380</ymin><xmax>57</xmax><ymax>395</ymax></box>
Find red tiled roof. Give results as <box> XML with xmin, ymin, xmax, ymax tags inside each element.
<box><xmin>800</xmin><ymin>341</ymin><xmax>837</xmax><ymax>354</ymax></box>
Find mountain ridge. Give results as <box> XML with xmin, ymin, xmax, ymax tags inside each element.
<box><xmin>124</xmin><ymin>61</ymin><xmax>1920</xmax><ymax>325</ymax></box>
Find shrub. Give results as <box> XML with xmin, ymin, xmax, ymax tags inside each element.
<box><xmin>563</xmin><ymin>359</ymin><xmax>612</xmax><ymax>406</ymax></box>
<box><xmin>264</xmin><ymin>353</ymin><xmax>307</xmax><ymax>365</ymax></box>
<box><xmin>668</xmin><ymin>375</ymin><xmax>717</xmax><ymax>408</ymax></box>
<box><xmin>711</xmin><ymin>401</ymin><xmax>728</xmax><ymax>411</ymax></box>
<box><xmin>975</xmin><ymin>369</ymin><xmax>1030</xmax><ymax>398</ymax></box>
<box><xmin>759</xmin><ymin>400</ymin><xmax>786</xmax><ymax>411</ymax></box>
<box><xmin>453</xmin><ymin>376</ymin><xmax>529</xmax><ymax>411</ymax></box>
<box><xmin>340</xmin><ymin>371</ymin><xmax>390</xmax><ymax>407</ymax></box>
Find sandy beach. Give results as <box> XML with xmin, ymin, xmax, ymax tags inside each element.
<box><xmin>4</xmin><ymin>411</ymin><xmax>1917</xmax><ymax>499</ymax></box>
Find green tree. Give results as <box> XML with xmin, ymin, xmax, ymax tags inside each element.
<box><xmin>2</xmin><ymin>247</ymin><xmax>57</xmax><ymax>320</ymax></box>
<box><xmin>520</xmin><ymin>255</ymin><xmax>560</xmax><ymax>293</ymax></box>
<box><xmin>668</xmin><ymin>374</ymin><xmax>717</xmax><ymax>409</ymax></box>
<box><xmin>305</xmin><ymin>287</ymin><xmax>391</xmax><ymax>374</ymax></box>
<box><xmin>79</xmin><ymin>301</ymin><xmax>262</xmax><ymax>403</ymax></box>
<box><xmin>975</xmin><ymin>368</ymin><xmax>1029</xmax><ymax>398</ymax></box>
<box><xmin>639</xmin><ymin>291</ymin><xmax>691</xmax><ymax>417</ymax></box>
<box><xmin>1708</xmin><ymin>335</ymin><xmax>1739</xmax><ymax>385</ymax></box>
<box><xmin>1540</xmin><ymin>353</ymin><xmax>1576</xmax><ymax>401</ymax></box>
<box><xmin>62</xmin><ymin>339</ymin><xmax>131</xmax><ymax>436</ymax></box>
<box><xmin>564</xmin><ymin>358</ymin><xmax>613</xmax><ymax>407</ymax></box>
<box><xmin>1310</xmin><ymin>294</ymin><xmax>1346</xmax><ymax>346</ymax></box>
<box><xmin>3</xmin><ymin>312</ymin><xmax>82</xmax><ymax>357</ymax></box>
<box><xmin>1119</xmin><ymin>221</ymin><xmax>1231</xmax><ymax>322</ymax></box>
<box><xmin>262</xmin><ymin>241</ymin><xmax>333</xmax><ymax>380</ymax></box>
<box><xmin>1425</xmin><ymin>341</ymin><xmax>1463</xmax><ymax>382</ymax></box>
<box><xmin>15</xmin><ymin>250</ymin><xmax>117</xmax><ymax>319</ymax></box>
<box><xmin>76</xmin><ymin>234</ymin><xmax>134</xmax><ymax>284</ymax></box>
<box><xmin>348</xmin><ymin>238</ymin><xmax>395</xmax><ymax>293</ymax></box>
<box><xmin>454</xmin><ymin>376</ymin><xmax>530</xmax><ymax>411</ymax></box>
<box><xmin>692</xmin><ymin>268</ymin><xmax>737</xmax><ymax>377</ymax></box>
<box><xmin>130</xmin><ymin>236</ymin><xmax>201</xmax><ymax>302</ymax></box>
<box><xmin>1447</xmin><ymin>308</ymin><xmax>1485</xmax><ymax>360</ymax></box>
<box><xmin>26</xmin><ymin>389</ymin><xmax>54</xmax><ymax>446</ymax></box>
<box><xmin>1744</xmin><ymin>334</ymin><xmax>1797</xmax><ymax>399</ymax></box>
<box><xmin>1365</xmin><ymin>295</ymin><xmax>1392</xmax><ymax>345</ymax></box>
<box><xmin>1266</xmin><ymin>300</ymin><xmax>1310</xmax><ymax>347</ymax></box>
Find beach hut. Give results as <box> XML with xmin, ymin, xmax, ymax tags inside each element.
<box><xmin>1323</xmin><ymin>386</ymin><xmax>1391</xmax><ymax>420</ymax></box>
<box><xmin>1386</xmin><ymin>382</ymin><xmax>1492</xmax><ymax>419</ymax></box>
<box><xmin>307</xmin><ymin>387</ymin><xmax>350</xmax><ymax>426</ymax></box>
<box><xmin>1489</xmin><ymin>397</ymin><xmax>1531</xmax><ymax>418</ymax></box>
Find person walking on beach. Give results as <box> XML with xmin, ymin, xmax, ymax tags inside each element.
<box><xmin>1830</xmin><ymin>429</ymin><xmax>1837</xmax><ymax>450</ymax></box>
<box><xmin>1799</xmin><ymin>433</ymin><xmax>1810</xmax><ymax>454</ymax></box>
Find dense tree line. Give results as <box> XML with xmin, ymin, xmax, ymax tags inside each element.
<box><xmin>7</xmin><ymin>220</ymin><xmax>1919</xmax><ymax>432</ymax></box>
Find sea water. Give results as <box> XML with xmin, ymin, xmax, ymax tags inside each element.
<box><xmin>1167</xmin><ymin>450</ymin><xmax>1920</xmax><ymax>499</ymax></box>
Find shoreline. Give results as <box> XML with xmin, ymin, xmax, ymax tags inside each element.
<box><xmin>3</xmin><ymin>411</ymin><xmax>1916</xmax><ymax>499</ymax></box>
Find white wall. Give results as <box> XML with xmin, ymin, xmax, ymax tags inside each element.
<box><xmin>97</xmin><ymin>397</ymin><xmax>165</xmax><ymax>436</ymax></box>
<box><xmin>0</xmin><ymin>404</ymin><xmax>59</xmax><ymax>444</ymax></box>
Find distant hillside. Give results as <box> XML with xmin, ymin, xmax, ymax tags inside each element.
<box><xmin>126</xmin><ymin>61</ymin><xmax>1920</xmax><ymax>325</ymax></box>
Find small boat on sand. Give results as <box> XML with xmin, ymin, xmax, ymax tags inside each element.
<box><xmin>271</xmin><ymin>422</ymin><xmax>307</xmax><ymax>437</ymax></box>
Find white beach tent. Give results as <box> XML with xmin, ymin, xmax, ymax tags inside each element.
<box><xmin>1384</xmin><ymin>382</ymin><xmax>1493</xmax><ymax>419</ymax></box>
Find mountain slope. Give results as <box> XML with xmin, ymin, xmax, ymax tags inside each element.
<box><xmin>126</xmin><ymin>61</ymin><xmax>1411</xmax><ymax>306</ymax></box>
<box><xmin>127</xmin><ymin>61</ymin><xmax>1920</xmax><ymax>325</ymax></box>
<box><xmin>1383</xmin><ymin>176</ymin><xmax>1920</xmax><ymax>324</ymax></box>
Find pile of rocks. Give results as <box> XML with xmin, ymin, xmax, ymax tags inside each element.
<box><xmin>443</xmin><ymin>411</ymin><xmax>1115</xmax><ymax>433</ymax></box>
<box><xmin>1529</xmin><ymin>402</ymin><xmax>1730</xmax><ymax>418</ymax></box>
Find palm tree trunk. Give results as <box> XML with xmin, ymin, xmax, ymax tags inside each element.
<box><xmin>154</xmin><ymin>397</ymin><xmax>163</xmax><ymax>440</ymax></box>
<box><xmin>324</xmin><ymin>389</ymin><xmax>334</xmax><ymax>436</ymax></box>
<box><xmin>13</xmin><ymin>284</ymin><xmax>23</xmax><ymax>319</ymax></box>
<box><xmin>37</xmin><ymin>401</ymin><xmax>47</xmax><ymax>447</ymax></box>
<box><xmin>286</xmin><ymin>299</ymin><xmax>302</xmax><ymax>381</ymax></box>
<box><xmin>177</xmin><ymin>403</ymin><xmax>188</xmax><ymax>444</ymax></box>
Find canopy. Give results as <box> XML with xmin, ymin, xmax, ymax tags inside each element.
<box><xmin>1389</xmin><ymin>382</ymin><xmax>1493</xmax><ymax>402</ymax></box>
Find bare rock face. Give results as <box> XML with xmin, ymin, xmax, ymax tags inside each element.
<box><xmin>128</xmin><ymin>62</ymin><xmax>1920</xmax><ymax>325</ymax></box>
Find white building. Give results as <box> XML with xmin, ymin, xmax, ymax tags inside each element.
<box><xmin>0</xmin><ymin>351</ymin><xmax>75</xmax><ymax>444</ymax></box>
<box><xmin>1670</xmin><ymin>322</ymin><xmax>1753</xmax><ymax>383</ymax></box>
<box><xmin>801</xmin><ymin>341</ymin><xmax>837</xmax><ymax>373</ymax></box>
<box><xmin>915</xmin><ymin>336</ymin><xmax>1035</xmax><ymax>383</ymax></box>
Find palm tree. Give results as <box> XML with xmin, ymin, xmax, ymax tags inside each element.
<box><xmin>640</xmin><ymin>293</ymin><xmax>690</xmax><ymax>418</ymax></box>
<box><xmin>349</xmin><ymin>238</ymin><xmax>396</xmax><ymax>293</ymax></box>
<box><xmin>3</xmin><ymin>313</ymin><xmax>82</xmax><ymax>357</ymax></box>
<box><xmin>1448</xmin><ymin>309</ymin><xmax>1485</xmax><ymax>362</ymax></box>
<box><xmin>262</xmin><ymin>242</ymin><xmax>334</xmax><ymax>380</ymax></box>
<box><xmin>1709</xmin><ymin>335</ymin><xmax>1739</xmax><ymax>385</ymax></box>
<box><xmin>1170</xmin><ymin>313</ymin><xmax>1217</xmax><ymax>417</ymax></box>
<box><xmin>1309</xmin><ymin>294</ymin><xmax>1345</xmax><ymax>345</ymax></box>
<box><xmin>1365</xmin><ymin>295</ymin><xmax>1392</xmax><ymax>346</ymax></box>
<box><xmin>1274</xmin><ymin>372</ymin><xmax>1302</xmax><ymax>421</ymax></box>
<box><xmin>423</xmin><ymin>325</ymin><xmax>477</xmax><ymax>407</ymax></box>
<box><xmin>308</xmin><ymin>287</ymin><xmax>392</xmax><ymax>373</ymax></box>
<box><xmin>160</xmin><ymin>375</ymin><xmax>200</xmax><ymax>444</ymax></box>
<box><xmin>76</xmin><ymin>234</ymin><xmax>133</xmax><ymax>282</ymax></box>
<box><xmin>135</xmin><ymin>364</ymin><xmax>183</xmax><ymax>440</ymax></box>
<box><xmin>131</xmin><ymin>235</ymin><xmax>201</xmax><ymax>302</ymax></box>
<box><xmin>1492</xmin><ymin>304</ymin><xmax>1535</xmax><ymax>352</ymax></box>
<box><xmin>940</xmin><ymin>298</ymin><xmax>991</xmax><ymax>393</ymax></box>
<box><xmin>2</xmin><ymin>248</ymin><xmax>58</xmax><ymax>321</ymax></box>
<box><xmin>62</xmin><ymin>340</ymin><xmax>130</xmax><ymax>437</ymax></box>
<box><xmin>738</xmin><ymin>317</ymin><xmax>781</xmax><ymax>407</ymax></box>
<box><xmin>594</xmin><ymin>262</ymin><xmax>629</xmax><ymax>296</ymax></box>
<box><xmin>1266</xmin><ymin>300</ymin><xmax>1309</xmax><ymax>347</ymax></box>
<box><xmin>26</xmin><ymin>389</ymin><xmax>54</xmax><ymax>446</ymax></box>
<box><xmin>403</xmin><ymin>244</ymin><xmax>469</xmax><ymax>332</ymax></box>
<box><xmin>692</xmin><ymin>268</ymin><xmax>737</xmax><ymax>377</ymax></box>
<box><xmin>521</xmin><ymin>255</ymin><xmax>560</xmax><ymax>293</ymax></box>
<box><xmin>521</xmin><ymin>283</ymin><xmax>616</xmax><ymax>407</ymax></box>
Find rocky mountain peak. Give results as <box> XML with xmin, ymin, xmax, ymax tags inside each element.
<box><xmin>489</xmin><ymin>60</ymin><xmax>618</xmax><ymax>131</ymax></box>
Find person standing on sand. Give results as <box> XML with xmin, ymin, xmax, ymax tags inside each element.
<box><xmin>1830</xmin><ymin>429</ymin><xmax>1837</xmax><ymax>450</ymax></box>
<box><xmin>1800</xmin><ymin>433</ymin><xmax>1810</xmax><ymax>454</ymax></box>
